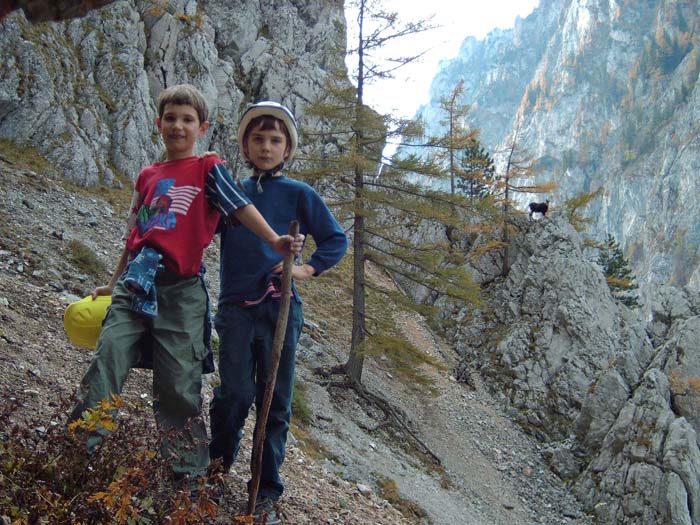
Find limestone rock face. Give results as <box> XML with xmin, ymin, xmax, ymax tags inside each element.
<box><xmin>448</xmin><ymin>216</ymin><xmax>652</xmax><ymax>440</ymax></box>
<box><xmin>440</xmin><ymin>214</ymin><xmax>700</xmax><ymax>523</ymax></box>
<box><xmin>0</xmin><ymin>0</ymin><xmax>346</xmax><ymax>185</ymax></box>
<box><xmin>419</xmin><ymin>9</ymin><xmax>700</xmax><ymax>515</ymax></box>
<box><xmin>416</xmin><ymin>0</ymin><xmax>700</xmax><ymax>290</ymax></box>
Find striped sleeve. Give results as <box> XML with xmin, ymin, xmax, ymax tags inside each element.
<box><xmin>205</xmin><ymin>162</ymin><xmax>251</xmax><ymax>219</ymax></box>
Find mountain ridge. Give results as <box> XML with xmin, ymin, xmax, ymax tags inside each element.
<box><xmin>415</xmin><ymin>0</ymin><xmax>700</xmax><ymax>290</ymax></box>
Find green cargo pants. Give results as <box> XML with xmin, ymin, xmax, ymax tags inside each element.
<box><xmin>70</xmin><ymin>274</ymin><xmax>209</xmax><ymax>478</ymax></box>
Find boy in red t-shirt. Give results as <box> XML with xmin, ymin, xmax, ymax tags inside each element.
<box><xmin>69</xmin><ymin>84</ymin><xmax>302</xmax><ymax>485</ymax></box>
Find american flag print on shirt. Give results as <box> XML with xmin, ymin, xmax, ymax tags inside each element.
<box><xmin>136</xmin><ymin>178</ymin><xmax>201</xmax><ymax>235</ymax></box>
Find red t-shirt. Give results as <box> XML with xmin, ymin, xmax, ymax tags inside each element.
<box><xmin>126</xmin><ymin>156</ymin><xmax>229</xmax><ymax>277</ymax></box>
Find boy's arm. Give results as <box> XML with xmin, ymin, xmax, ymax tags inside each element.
<box><xmin>271</xmin><ymin>260</ymin><xmax>316</xmax><ymax>281</ymax></box>
<box><xmin>91</xmin><ymin>246</ymin><xmax>129</xmax><ymax>299</ymax></box>
<box><xmin>205</xmin><ymin>162</ymin><xmax>251</xmax><ymax>219</ymax></box>
<box><xmin>233</xmin><ymin>205</ymin><xmax>303</xmax><ymax>256</ymax></box>
<box><xmin>205</xmin><ymin>161</ymin><xmax>302</xmax><ymax>255</ymax></box>
<box><xmin>300</xmin><ymin>192</ymin><xmax>348</xmax><ymax>276</ymax></box>
<box><xmin>270</xmin><ymin>191</ymin><xmax>347</xmax><ymax>279</ymax></box>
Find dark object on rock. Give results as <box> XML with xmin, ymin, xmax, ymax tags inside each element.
<box><xmin>528</xmin><ymin>199</ymin><xmax>550</xmax><ymax>221</ymax></box>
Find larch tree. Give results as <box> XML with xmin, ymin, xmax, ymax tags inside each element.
<box><xmin>561</xmin><ymin>188</ymin><xmax>603</xmax><ymax>233</ymax></box>
<box><xmin>300</xmin><ymin>1</ymin><xmax>482</xmax><ymax>386</ymax></box>
<box><xmin>399</xmin><ymin>80</ymin><xmax>479</xmax><ymax>196</ymax></box>
<box><xmin>430</xmin><ymin>80</ymin><xmax>477</xmax><ymax>195</ymax></box>
<box><xmin>399</xmin><ymin>80</ymin><xmax>489</xmax><ymax>248</ymax></box>
<box><xmin>344</xmin><ymin>0</ymin><xmax>433</xmax><ymax>385</ymax></box>
<box><xmin>493</xmin><ymin>121</ymin><xmax>556</xmax><ymax>276</ymax></box>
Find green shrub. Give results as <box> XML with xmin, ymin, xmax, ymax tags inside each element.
<box><xmin>291</xmin><ymin>378</ymin><xmax>312</xmax><ymax>426</ymax></box>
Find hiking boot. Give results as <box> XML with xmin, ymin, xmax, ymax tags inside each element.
<box><xmin>254</xmin><ymin>498</ymin><xmax>282</xmax><ymax>525</ymax></box>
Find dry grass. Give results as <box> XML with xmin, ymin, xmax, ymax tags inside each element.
<box><xmin>375</xmin><ymin>474</ymin><xmax>431</xmax><ymax>523</ymax></box>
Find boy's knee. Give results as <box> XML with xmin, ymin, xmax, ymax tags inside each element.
<box><xmin>91</xmin><ymin>340</ymin><xmax>134</xmax><ymax>375</ymax></box>
<box><xmin>269</xmin><ymin>402</ymin><xmax>292</xmax><ymax>424</ymax></box>
<box><xmin>223</xmin><ymin>391</ymin><xmax>256</xmax><ymax>415</ymax></box>
<box><xmin>214</xmin><ymin>379</ymin><xmax>255</xmax><ymax>403</ymax></box>
<box><xmin>157</xmin><ymin>388</ymin><xmax>201</xmax><ymax>417</ymax></box>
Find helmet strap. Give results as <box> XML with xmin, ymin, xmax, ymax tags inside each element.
<box><xmin>250</xmin><ymin>161</ymin><xmax>285</xmax><ymax>193</ymax></box>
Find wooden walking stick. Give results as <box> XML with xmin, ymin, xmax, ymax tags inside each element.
<box><xmin>247</xmin><ymin>220</ymin><xmax>300</xmax><ymax>517</ymax></box>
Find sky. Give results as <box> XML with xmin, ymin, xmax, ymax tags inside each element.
<box><xmin>345</xmin><ymin>0</ymin><xmax>540</xmax><ymax>120</ymax></box>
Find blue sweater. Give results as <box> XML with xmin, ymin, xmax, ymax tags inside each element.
<box><xmin>218</xmin><ymin>174</ymin><xmax>348</xmax><ymax>305</ymax></box>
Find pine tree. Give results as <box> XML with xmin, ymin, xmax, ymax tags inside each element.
<box><xmin>598</xmin><ymin>234</ymin><xmax>641</xmax><ymax>308</ymax></box>
<box><xmin>456</xmin><ymin>141</ymin><xmax>495</xmax><ymax>199</ymax></box>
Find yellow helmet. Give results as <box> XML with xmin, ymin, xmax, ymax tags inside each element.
<box><xmin>63</xmin><ymin>295</ymin><xmax>111</xmax><ymax>349</ymax></box>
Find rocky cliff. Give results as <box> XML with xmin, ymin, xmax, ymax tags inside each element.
<box><xmin>417</xmin><ymin>0</ymin><xmax>700</xmax><ymax>291</ymax></box>
<box><xmin>0</xmin><ymin>0</ymin><xmax>346</xmax><ymax>185</ymax></box>
<box><xmin>438</xmin><ymin>214</ymin><xmax>700</xmax><ymax>524</ymax></box>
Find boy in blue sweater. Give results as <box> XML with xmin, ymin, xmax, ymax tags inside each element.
<box><xmin>209</xmin><ymin>101</ymin><xmax>347</xmax><ymax>523</ymax></box>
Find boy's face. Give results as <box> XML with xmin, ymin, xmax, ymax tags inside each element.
<box><xmin>243</xmin><ymin>121</ymin><xmax>290</xmax><ymax>171</ymax></box>
<box><xmin>156</xmin><ymin>103</ymin><xmax>209</xmax><ymax>161</ymax></box>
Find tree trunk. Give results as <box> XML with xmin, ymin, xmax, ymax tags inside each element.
<box><xmin>345</xmin><ymin>175</ymin><xmax>366</xmax><ymax>384</ymax></box>
<box><xmin>502</xmin><ymin>189</ymin><xmax>510</xmax><ymax>277</ymax></box>
<box><xmin>345</xmin><ymin>0</ymin><xmax>367</xmax><ymax>385</ymax></box>
<box><xmin>501</xmin><ymin>135</ymin><xmax>516</xmax><ymax>277</ymax></box>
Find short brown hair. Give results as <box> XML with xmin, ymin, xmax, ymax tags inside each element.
<box><xmin>157</xmin><ymin>84</ymin><xmax>209</xmax><ymax>124</ymax></box>
<box><xmin>242</xmin><ymin>116</ymin><xmax>291</xmax><ymax>147</ymax></box>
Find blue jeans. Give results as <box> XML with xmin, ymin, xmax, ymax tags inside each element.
<box><xmin>209</xmin><ymin>298</ymin><xmax>304</xmax><ymax>500</ymax></box>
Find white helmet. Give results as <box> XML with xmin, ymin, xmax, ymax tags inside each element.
<box><xmin>237</xmin><ymin>101</ymin><xmax>298</xmax><ymax>163</ymax></box>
